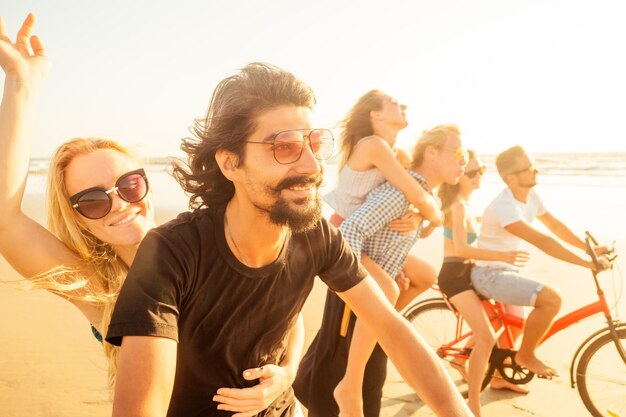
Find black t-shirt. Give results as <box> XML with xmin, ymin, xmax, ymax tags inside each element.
<box><xmin>106</xmin><ymin>205</ymin><xmax>367</xmax><ymax>417</ymax></box>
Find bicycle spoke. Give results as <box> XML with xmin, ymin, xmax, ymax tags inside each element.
<box><xmin>404</xmin><ymin>299</ymin><xmax>478</xmax><ymax>395</ymax></box>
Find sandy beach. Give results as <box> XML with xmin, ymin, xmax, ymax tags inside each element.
<box><xmin>1</xmin><ymin>176</ymin><xmax>625</xmax><ymax>417</ymax></box>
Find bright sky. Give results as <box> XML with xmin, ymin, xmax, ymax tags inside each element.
<box><xmin>3</xmin><ymin>0</ymin><xmax>625</xmax><ymax>157</ymax></box>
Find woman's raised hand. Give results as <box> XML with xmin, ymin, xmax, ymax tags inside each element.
<box><xmin>0</xmin><ymin>13</ymin><xmax>49</xmax><ymax>81</ymax></box>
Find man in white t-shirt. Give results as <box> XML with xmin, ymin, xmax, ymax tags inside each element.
<box><xmin>471</xmin><ymin>145</ymin><xmax>606</xmax><ymax>378</ymax></box>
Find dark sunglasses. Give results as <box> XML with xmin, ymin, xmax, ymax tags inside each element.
<box><xmin>246</xmin><ymin>128</ymin><xmax>334</xmax><ymax>164</ymax></box>
<box><xmin>465</xmin><ymin>166</ymin><xmax>486</xmax><ymax>179</ymax></box>
<box><xmin>69</xmin><ymin>168</ymin><xmax>149</xmax><ymax>220</ymax></box>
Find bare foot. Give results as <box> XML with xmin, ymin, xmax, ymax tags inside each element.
<box><xmin>489</xmin><ymin>376</ymin><xmax>530</xmax><ymax>394</ymax></box>
<box><xmin>333</xmin><ymin>380</ymin><xmax>364</xmax><ymax>417</ymax></box>
<box><xmin>449</xmin><ymin>360</ymin><xmax>468</xmax><ymax>382</ymax></box>
<box><xmin>514</xmin><ymin>352</ymin><xmax>558</xmax><ymax>378</ymax></box>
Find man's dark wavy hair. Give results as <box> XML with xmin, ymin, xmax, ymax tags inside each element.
<box><xmin>173</xmin><ymin>62</ymin><xmax>316</xmax><ymax>209</ymax></box>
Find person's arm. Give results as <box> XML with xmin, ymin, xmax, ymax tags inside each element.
<box><xmin>359</xmin><ymin>136</ymin><xmax>442</xmax><ymax>225</ymax></box>
<box><xmin>112</xmin><ymin>336</ymin><xmax>178</xmax><ymax>417</ymax></box>
<box><xmin>338</xmin><ymin>276</ymin><xmax>472</xmax><ymax>416</ymax></box>
<box><xmin>387</xmin><ymin>209</ymin><xmax>423</xmax><ymax>235</ymax></box>
<box><xmin>213</xmin><ymin>314</ymin><xmax>305</xmax><ymax>416</ymax></box>
<box><xmin>451</xmin><ymin>202</ymin><xmax>528</xmax><ymax>265</ymax></box>
<box><xmin>537</xmin><ymin>211</ymin><xmax>586</xmax><ymax>250</ymax></box>
<box><xmin>505</xmin><ymin>220</ymin><xmax>594</xmax><ymax>269</ymax></box>
<box><xmin>0</xmin><ymin>14</ymin><xmax>103</xmax><ymax>327</ymax></box>
<box><xmin>0</xmin><ymin>13</ymin><xmax>54</xmax><ymax>273</ymax></box>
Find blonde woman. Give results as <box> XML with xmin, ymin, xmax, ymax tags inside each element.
<box><xmin>0</xmin><ymin>13</ymin><xmax>155</xmax><ymax>386</ymax></box>
<box><xmin>0</xmin><ymin>14</ymin><xmax>301</xmax><ymax>413</ymax></box>
<box><xmin>437</xmin><ymin>151</ymin><xmax>529</xmax><ymax>416</ymax></box>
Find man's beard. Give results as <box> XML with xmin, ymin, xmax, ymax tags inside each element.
<box><xmin>267</xmin><ymin>193</ymin><xmax>322</xmax><ymax>233</ymax></box>
<box><xmin>253</xmin><ymin>173</ymin><xmax>323</xmax><ymax>233</ymax></box>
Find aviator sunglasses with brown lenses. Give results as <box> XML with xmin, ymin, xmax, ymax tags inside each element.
<box><xmin>245</xmin><ymin>128</ymin><xmax>334</xmax><ymax>164</ymax></box>
<box><xmin>69</xmin><ymin>168</ymin><xmax>149</xmax><ymax>220</ymax></box>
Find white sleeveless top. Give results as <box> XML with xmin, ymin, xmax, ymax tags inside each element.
<box><xmin>324</xmin><ymin>164</ymin><xmax>386</xmax><ymax>219</ymax></box>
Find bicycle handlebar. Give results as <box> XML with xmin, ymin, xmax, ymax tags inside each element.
<box><xmin>584</xmin><ymin>231</ymin><xmax>617</xmax><ymax>271</ymax></box>
<box><xmin>585</xmin><ymin>230</ymin><xmax>599</xmax><ymax>246</ymax></box>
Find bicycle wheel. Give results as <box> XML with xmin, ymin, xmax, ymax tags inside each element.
<box><xmin>403</xmin><ymin>298</ymin><xmax>493</xmax><ymax>393</ymax></box>
<box><xmin>576</xmin><ymin>327</ymin><xmax>626</xmax><ymax>417</ymax></box>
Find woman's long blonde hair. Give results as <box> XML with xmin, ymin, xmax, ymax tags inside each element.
<box><xmin>338</xmin><ymin>90</ymin><xmax>386</xmax><ymax>170</ymax></box>
<box><xmin>32</xmin><ymin>138</ymin><xmax>141</xmax><ymax>388</ymax></box>
<box><xmin>438</xmin><ymin>149</ymin><xmax>476</xmax><ymax>227</ymax></box>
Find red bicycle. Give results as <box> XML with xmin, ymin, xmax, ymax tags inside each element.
<box><xmin>403</xmin><ymin>232</ymin><xmax>625</xmax><ymax>417</ymax></box>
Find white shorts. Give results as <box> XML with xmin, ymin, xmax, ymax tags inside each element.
<box><xmin>471</xmin><ymin>266</ymin><xmax>545</xmax><ymax>307</ymax></box>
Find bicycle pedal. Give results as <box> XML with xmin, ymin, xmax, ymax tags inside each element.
<box><xmin>536</xmin><ymin>373</ymin><xmax>556</xmax><ymax>380</ymax></box>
